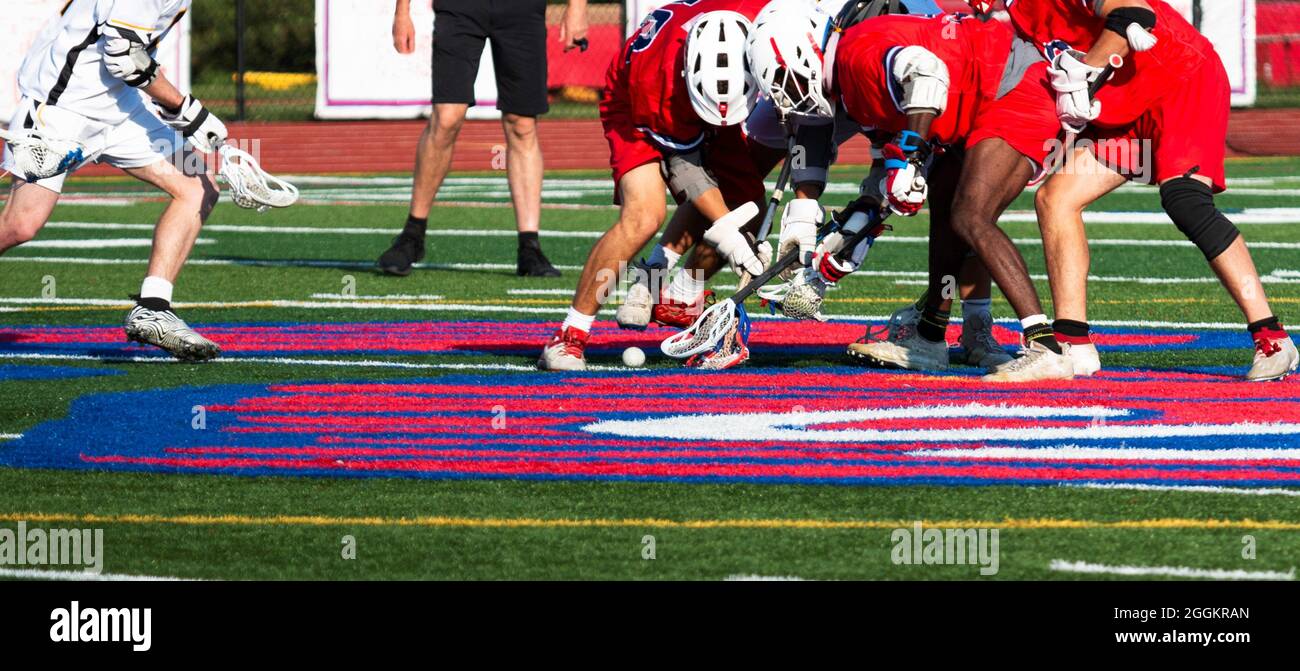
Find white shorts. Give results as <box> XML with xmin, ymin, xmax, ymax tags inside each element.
<box><xmin>3</xmin><ymin>97</ymin><xmax>186</xmax><ymax>193</ymax></box>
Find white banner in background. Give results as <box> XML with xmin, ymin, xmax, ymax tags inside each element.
<box><xmin>0</xmin><ymin>1</ymin><xmax>190</xmax><ymax>125</ymax></box>
<box><xmin>314</xmin><ymin>0</ymin><xmax>500</xmax><ymax>120</ymax></box>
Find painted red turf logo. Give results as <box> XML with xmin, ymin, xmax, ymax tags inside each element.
<box><xmin>5</xmin><ymin>369</ymin><xmax>1299</xmax><ymax>487</ymax></box>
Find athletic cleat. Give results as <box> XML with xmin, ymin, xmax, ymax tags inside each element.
<box><xmin>981</xmin><ymin>340</ymin><xmax>1074</xmax><ymax>382</ymax></box>
<box><xmin>846</xmin><ymin>321</ymin><xmax>949</xmax><ymax>371</ymax></box>
<box><xmin>653</xmin><ymin>290</ymin><xmax>714</xmax><ymax>329</ymax></box>
<box><xmin>517</xmin><ymin>243</ymin><xmax>561</xmax><ymax>278</ymax></box>
<box><xmin>538</xmin><ymin>326</ymin><xmax>588</xmax><ymax>371</ymax></box>
<box><xmin>1066</xmin><ymin>341</ymin><xmax>1102</xmax><ymax>377</ymax></box>
<box><xmin>615</xmin><ymin>281</ymin><xmax>654</xmax><ymax>330</ymax></box>
<box><xmin>377</xmin><ymin>231</ymin><xmax>425</xmax><ymax>276</ymax></box>
<box><xmin>123</xmin><ymin>304</ymin><xmax>221</xmax><ymax>362</ymax></box>
<box><xmin>958</xmin><ymin>312</ymin><xmax>1013</xmax><ymax>368</ymax></box>
<box><xmin>1246</xmin><ymin>334</ymin><xmax>1298</xmax><ymax>382</ymax></box>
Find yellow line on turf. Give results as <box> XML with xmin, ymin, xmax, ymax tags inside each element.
<box><xmin>2</xmin><ymin>512</ymin><xmax>1299</xmax><ymax>531</ymax></box>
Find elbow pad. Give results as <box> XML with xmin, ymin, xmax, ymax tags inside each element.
<box><xmin>1105</xmin><ymin>7</ymin><xmax>1158</xmax><ymax>53</ymax></box>
<box><xmin>102</xmin><ymin>25</ymin><xmax>160</xmax><ymax>88</ymax></box>
<box><xmin>891</xmin><ymin>46</ymin><xmax>949</xmax><ymax>115</ymax></box>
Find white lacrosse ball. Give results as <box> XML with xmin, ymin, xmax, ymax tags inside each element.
<box><xmin>622</xmin><ymin>347</ymin><xmax>646</xmax><ymax>368</ymax></box>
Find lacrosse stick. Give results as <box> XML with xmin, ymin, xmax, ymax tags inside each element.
<box><xmin>0</xmin><ymin>127</ymin><xmax>86</xmax><ymax>182</ymax></box>
<box><xmin>661</xmin><ymin>212</ymin><xmax>883</xmax><ymax>359</ymax></box>
<box><xmin>757</xmin><ymin>133</ymin><xmax>797</xmax><ymax>242</ymax></box>
<box><xmin>217</xmin><ymin>143</ymin><xmax>299</xmax><ymax>212</ymax></box>
<box><xmin>766</xmin><ymin>205</ymin><xmax>890</xmax><ymax>321</ymax></box>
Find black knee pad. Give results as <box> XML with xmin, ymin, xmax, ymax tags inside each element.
<box><xmin>1159</xmin><ymin>177</ymin><xmax>1240</xmax><ymax>260</ymax></box>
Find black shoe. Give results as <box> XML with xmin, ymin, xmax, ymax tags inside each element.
<box><xmin>378</xmin><ymin>231</ymin><xmax>425</xmax><ymax>276</ymax></box>
<box><xmin>517</xmin><ymin>243</ymin><xmax>561</xmax><ymax>278</ymax></box>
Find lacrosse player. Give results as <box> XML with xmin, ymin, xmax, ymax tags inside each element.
<box><xmin>0</xmin><ymin>0</ymin><xmax>226</xmax><ymax>361</ymax></box>
<box><xmin>750</xmin><ymin>9</ymin><xmax>1074</xmax><ymax>380</ymax></box>
<box><xmin>979</xmin><ymin>0</ymin><xmax>1299</xmax><ymax>381</ymax></box>
<box><xmin>540</xmin><ymin>2</ymin><xmax>777</xmax><ymax>371</ymax></box>
<box><xmin>740</xmin><ymin>0</ymin><xmax>1013</xmax><ymax>371</ymax></box>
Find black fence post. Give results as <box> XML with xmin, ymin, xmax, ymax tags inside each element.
<box><xmin>235</xmin><ymin>0</ymin><xmax>247</xmax><ymax>121</ymax></box>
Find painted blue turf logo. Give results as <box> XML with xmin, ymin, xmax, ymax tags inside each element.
<box><xmin>3</xmin><ymin>369</ymin><xmax>1300</xmax><ymax>488</ymax></box>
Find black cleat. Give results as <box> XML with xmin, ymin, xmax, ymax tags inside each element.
<box><xmin>377</xmin><ymin>231</ymin><xmax>425</xmax><ymax>276</ymax></box>
<box><xmin>517</xmin><ymin>243</ymin><xmax>561</xmax><ymax>278</ymax></box>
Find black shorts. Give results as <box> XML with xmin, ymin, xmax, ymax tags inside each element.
<box><xmin>432</xmin><ymin>0</ymin><xmax>549</xmax><ymax>116</ymax></box>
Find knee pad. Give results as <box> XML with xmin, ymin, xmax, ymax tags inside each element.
<box><xmin>1159</xmin><ymin>178</ymin><xmax>1240</xmax><ymax>260</ymax></box>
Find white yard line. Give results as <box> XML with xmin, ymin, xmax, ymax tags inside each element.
<box><xmin>908</xmin><ymin>445</ymin><xmax>1300</xmax><ymax>461</ymax></box>
<box><xmin>0</xmin><ymin>433</ymin><xmax>22</xmax><ymax>440</ymax></box>
<box><xmin>1048</xmin><ymin>560</ymin><xmax>1295</xmax><ymax>581</ymax></box>
<box><xmin>1070</xmin><ymin>482</ymin><xmax>1300</xmax><ymax>497</ymax></box>
<box><xmin>0</xmin><ymin>567</ymin><xmax>196</xmax><ymax>582</ymax></box>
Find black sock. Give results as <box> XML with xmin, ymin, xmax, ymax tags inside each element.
<box><xmin>1024</xmin><ymin>323</ymin><xmax>1063</xmax><ymax>354</ymax></box>
<box><xmin>135</xmin><ymin>296</ymin><xmax>171</xmax><ymax>312</ymax></box>
<box><xmin>1247</xmin><ymin>316</ymin><xmax>1281</xmax><ymax>334</ymax></box>
<box><xmin>1053</xmin><ymin>318</ymin><xmax>1092</xmax><ymax>346</ymax></box>
<box><xmin>518</xmin><ymin>231</ymin><xmax>541</xmax><ymax>249</ymax></box>
<box><xmin>403</xmin><ymin>215</ymin><xmax>427</xmax><ymax>238</ymax></box>
<box><xmin>916</xmin><ymin>306</ymin><xmax>950</xmax><ymax>343</ymax></box>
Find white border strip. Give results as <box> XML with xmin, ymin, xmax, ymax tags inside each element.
<box><xmin>0</xmin><ymin>567</ymin><xmax>195</xmax><ymax>582</ymax></box>
<box><xmin>1049</xmin><ymin>560</ymin><xmax>1295</xmax><ymax>581</ymax></box>
<box><xmin>1071</xmin><ymin>483</ymin><xmax>1300</xmax><ymax>497</ymax></box>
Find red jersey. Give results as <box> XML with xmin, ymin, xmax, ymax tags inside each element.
<box><xmin>1005</xmin><ymin>0</ymin><xmax>1216</xmax><ymax>125</ymax></box>
<box><xmin>831</xmin><ymin>14</ymin><xmax>1015</xmax><ymax>146</ymax></box>
<box><xmin>603</xmin><ymin>0</ymin><xmax>768</xmax><ymax>152</ymax></box>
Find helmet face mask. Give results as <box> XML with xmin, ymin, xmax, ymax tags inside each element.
<box><xmin>746</xmin><ymin>3</ymin><xmax>834</xmax><ymax>118</ymax></box>
<box><xmin>684</xmin><ymin>11</ymin><xmax>759</xmax><ymax>127</ymax></box>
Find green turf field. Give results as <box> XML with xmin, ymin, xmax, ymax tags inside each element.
<box><xmin>1</xmin><ymin>158</ymin><xmax>1298</xmax><ymax>580</ymax></box>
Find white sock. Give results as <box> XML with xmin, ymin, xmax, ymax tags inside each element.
<box><xmin>665</xmin><ymin>268</ymin><xmax>706</xmax><ymax>303</ymax></box>
<box><xmin>646</xmin><ymin>245</ymin><xmax>681</xmax><ymax>271</ymax></box>
<box><xmin>1020</xmin><ymin>313</ymin><xmax>1049</xmax><ymax>330</ymax></box>
<box><xmin>139</xmin><ymin>276</ymin><xmax>174</xmax><ymax>303</ymax></box>
<box><xmin>561</xmin><ymin>307</ymin><xmax>596</xmax><ymax>334</ymax></box>
<box><xmin>962</xmin><ymin>298</ymin><xmax>992</xmax><ymax>321</ymax></box>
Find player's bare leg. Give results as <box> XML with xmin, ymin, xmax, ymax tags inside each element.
<box><xmin>503</xmin><ymin>112</ymin><xmax>559</xmax><ymax>277</ymax></box>
<box><xmin>0</xmin><ymin>179</ymin><xmax>60</xmax><ymax>253</ymax></box>
<box><xmin>1034</xmin><ymin>146</ymin><xmax>1127</xmax><ymax>375</ymax></box>
<box><xmin>378</xmin><ymin>103</ymin><xmax>467</xmax><ymax>276</ymax></box>
<box><xmin>940</xmin><ymin>139</ymin><xmax>1071</xmax><ymax>381</ymax></box>
<box><xmin>121</xmin><ymin>161</ymin><xmax>223</xmax><ymax>361</ymax></box>
<box><xmin>541</xmin><ymin>162</ymin><xmax>667</xmax><ymax>370</ymax></box>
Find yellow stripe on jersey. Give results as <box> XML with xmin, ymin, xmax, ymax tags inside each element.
<box><xmin>107</xmin><ymin>18</ymin><xmax>158</xmax><ymax>32</ymax></box>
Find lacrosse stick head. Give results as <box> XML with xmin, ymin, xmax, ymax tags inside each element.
<box><xmin>0</xmin><ymin>128</ymin><xmax>85</xmax><ymax>182</ymax></box>
<box><xmin>660</xmin><ymin>297</ymin><xmax>740</xmax><ymax>359</ymax></box>
<box><xmin>780</xmin><ymin>272</ymin><xmax>830</xmax><ymax>321</ymax></box>
<box><xmin>685</xmin><ymin>303</ymin><xmax>753</xmax><ymax>370</ymax></box>
<box><xmin>217</xmin><ymin>144</ymin><xmax>299</xmax><ymax>212</ymax></box>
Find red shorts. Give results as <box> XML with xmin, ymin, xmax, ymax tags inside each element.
<box><xmin>707</xmin><ymin>126</ymin><xmax>775</xmax><ymax>210</ymax></box>
<box><xmin>966</xmin><ymin>61</ymin><xmax>1059</xmax><ymax>167</ymax></box>
<box><xmin>600</xmin><ymin>68</ymin><xmax>662</xmax><ymax>197</ymax></box>
<box><xmin>1086</xmin><ymin>57</ymin><xmax>1230</xmax><ymax>192</ymax></box>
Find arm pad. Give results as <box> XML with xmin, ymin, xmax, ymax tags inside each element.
<box><xmin>102</xmin><ymin>25</ymin><xmax>159</xmax><ymax>88</ymax></box>
<box><xmin>891</xmin><ymin>46</ymin><xmax>949</xmax><ymax>115</ymax></box>
<box><xmin>1105</xmin><ymin>7</ymin><xmax>1158</xmax><ymax>52</ymax></box>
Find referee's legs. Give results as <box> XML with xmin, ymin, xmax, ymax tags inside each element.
<box><xmin>503</xmin><ymin>112</ymin><xmax>559</xmax><ymax>277</ymax></box>
<box><xmin>378</xmin><ymin>103</ymin><xmax>466</xmax><ymax>276</ymax></box>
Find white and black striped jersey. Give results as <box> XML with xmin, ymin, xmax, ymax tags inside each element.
<box><xmin>18</xmin><ymin>0</ymin><xmax>190</xmax><ymax>124</ymax></box>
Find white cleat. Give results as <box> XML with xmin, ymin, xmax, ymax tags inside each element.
<box><xmin>538</xmin><ymin>327</ymin><xmax>588</xmax><ymax>371</ymax></box>
<box><xmin>958</xmin><ymin>312</ymin><xmax>1013</xmax><ymax>369</ymax></box>
<box><xmin>847</xmin><ymin>314</ymin><xmax>949</xmax><ymax>371</ymax></box>
<box><xmin>1247</xmin><ymin>334</ymin><xmax>1298</xmax><ymax>382</ymax></box>
<box><xmin>615</xmin><ymin>281</ymin><xmax>653</xmax><ymax>330</ymax></box>
<box><xmin>981</xmin><ymin>340</ymin><xmax>1074</xmax><ymax>382</ymax></box>
<box><xmin>124</xmin><ymin>304</ymin><xmax>221</xmax><ymax>362</ymax></box>
<box><xmin>1066</xmin><ymin>341</ymin><xmax>1102</xmax><ymax>377</ymax></box>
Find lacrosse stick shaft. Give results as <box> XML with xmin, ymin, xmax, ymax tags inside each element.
<box><xmin>756</xmin><ymin>134</ymin><xmax>797</xmax><ymax>242</ymax></box>
<box><xmin>1063</xmin><ymin>54</ymin><xmax>1124</xmax><ymax>146</ymax></box>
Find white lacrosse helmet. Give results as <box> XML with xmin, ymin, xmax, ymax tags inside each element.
<box><xmin>747</xmin><ymin>0</ymin><xmax>835</xmax><ymax>117</ymax></box>
<box><xmin>684</xmin><ymin>11</ymin><xmax>759</xmax><ymax>127</ymax></box>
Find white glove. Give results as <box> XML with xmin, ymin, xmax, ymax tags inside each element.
<box><xmin>1048</xmin><ymin>50</ymin><xmax>1103</xmax><ymax>134</ymax></box>
<box><xmin>777</xmin><ymin>199</ymin><xmax>822</xmax><ymax>279</ymax></box>
<box><xmin>703</xmin><ymin>202</ymin><xmax>765</xmax><ymax>277</ymax></box>
<box><xmin>159</xmin><ymin>95</ymin><xmax>228</xmax><ymax>153</ymax></box>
